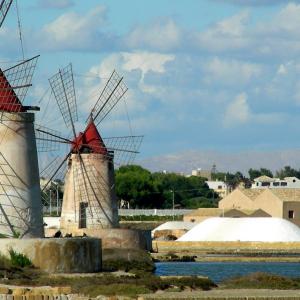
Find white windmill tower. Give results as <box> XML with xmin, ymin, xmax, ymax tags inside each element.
<box><xmin>36</xmin><ymin>64</ymin><xmax>143</xmax><ymax>232</ymax></box>
<box><xmin>0</xmin><ymin>0</ymin><xmax>44</xmax><ymax>238</ymax></box>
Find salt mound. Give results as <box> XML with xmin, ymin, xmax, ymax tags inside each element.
<box><xmin>152</xmin><ymin>221</ymin><xmax>196</xmax><ymax>238</ymax></box>
<box><xmin>177</xmin><ymin>217</ymin><xmax>300</xmax><ymax>242</ymax></box>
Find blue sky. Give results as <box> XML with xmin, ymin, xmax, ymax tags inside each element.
<box><xmin>2</xmin><ymin>0</ymin><xmax>300</xmax><ymax>171</ymax></box>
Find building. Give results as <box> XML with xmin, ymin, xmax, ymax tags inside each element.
<box><xmin>252</xmin><ymin>176</ymin><xmax>300</xmax><ymax>189</ymax></box>
<box><xmin>190</xmin><ymin>168</ymin><xmax>212</xmax><ymax>180</ymax></box>
<box><xmin>206</xmin><ymin>181</ymin><xmax>228</xmax><ymax>198</ymax></box>
<box><xmin>219</xmin><ymin>188</ymin><xmax>300</xmax><ymax>227</ymax></box>
<box><xmin>183</xmin><ymin>207</ymin><xmax>269</xmax><ymax>223</ymax></box>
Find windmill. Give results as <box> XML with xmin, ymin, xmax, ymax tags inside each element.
<box><xmin>36</xmin><ymin>64</ymin><xmax>143</xmax><ymax>231</ymax></box>
<box><xmin>0</xmin><ymin>0</ymin><xmax>44</xmax><ymax>238</ymax></box>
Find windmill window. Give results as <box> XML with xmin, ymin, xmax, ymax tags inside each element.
<box><xmin>288</xmin><ymin>210</ymin><xmax>294</xmax><ymax>219</ymax></box>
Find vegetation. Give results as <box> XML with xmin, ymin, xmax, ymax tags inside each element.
<box><xmin>248</xmin><ymin>168</ymin><xmax>273</xmax><ymax>181</ymax></box>
<box><xmin>120</xmin><ymin>215</ymin><xmax>183</xmax><ymax>222</ymax></box>
<box><xmin>222</xmin><ymin>272</ymin><xmax>300</xmax><ymax>290</ymax></box>
<box><xmin>115</xmin><ymin>165</ymin><xmax>219</xmax><ymax>209</ymax></box>
<box><xmin>9</xmin><ymin>249</ymin><xmax>32</xmax><ymax>268</ymax></box>
<box><xmin>115</xmin><ymin>164</ymin><xmax>300</xmax><ymax>209</ymax></box>
<box><xmin>8</xmin><ymin>273</ymin><xmax>216</xmax><ymax>297</ymax></box>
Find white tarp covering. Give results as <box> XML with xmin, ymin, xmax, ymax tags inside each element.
<box><xmin>177</xmin><ymin>217</ymin><xmax>300</xmax><ymax>242</ymax></box>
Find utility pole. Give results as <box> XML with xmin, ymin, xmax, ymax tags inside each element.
<box><xmin>49</xmin><ymin>189</ymin><xmax>52</xmax><ymax>216</ymax></box>
<box><xmin>171</xmin><ymin>189</ymin><xmax>175</xmax><ymax>221</ymax></box>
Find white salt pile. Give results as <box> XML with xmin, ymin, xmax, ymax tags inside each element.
<box><xmin>177</xmin><ymin>217</ymin><xmax>300</xmax><ymax>242</ymax></box>
<box><xmin>152</xmin><ymin>221</ymin><xmax>196</xmax><ymax>238</ymax></box>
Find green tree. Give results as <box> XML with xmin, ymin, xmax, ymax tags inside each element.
<box><xmin>276</xmin><ymin>166</ymin><xmax>300</xmax><ymax>179</ymax></box>
<box><xmin>115</xmin><ymin>165</ymin><xmax>218</xmax><ymax>209</ymax></box>
<box><xmin>248</xmin><ymin>168</ymin><xmax>273</xmax><ymax>181</ymax></box>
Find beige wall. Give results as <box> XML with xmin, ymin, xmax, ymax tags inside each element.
<box><xmin>253</xmin><ymin>190</ymin><xmax>283</xmax><ymax>218</ymax></box>
<box><xmin>283</xmin><ymin>201</ymin><xmax>300</xmax><ymax>227</ymax></box>
<box><xmin>219</xmin><ymin>189</ymin><xmax>256</xmax><ymax>210</ymax></box>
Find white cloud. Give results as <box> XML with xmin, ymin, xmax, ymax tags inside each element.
<box><xmin>224</xmin><ymin>93</ymin><xmax>250</xmax><ymax>127</ymax></box>
<box><xmin>203</xmin><ymin>57</ymin><xmax>262</xmax><ymax>86</ymax></box>
<box><xmin>213</xmin><ymin>0</ymin><xmax>300</xmax><ymax>6</ymax></box>
<box><xmin>126</xmin><ymin>19</ymin><xmax>181</xmax><ymax>51</ymax></box>
<box><xmin>37</xmin><ymin>6</ymin><xmax>116</xmax><ymax>51</ymax></box>
<box><xmin>193</xmin><ymin>11</ymin><xmax>251</xmax><ymax>52</ymax></box>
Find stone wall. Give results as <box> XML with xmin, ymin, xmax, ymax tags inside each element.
<box><xmin>153</xmin><ymin>240</ymin><xmax>300</xmax><ymax>253</ymax></box>
<box><xmin>0</xmin><ymin>238</ymin><xmax>101</xmax><ymax>273</ymax></box>
<box><xmin>45</xmin><ymin>228</ymin><xmax>151</xmax><ymax>250</ymax></box>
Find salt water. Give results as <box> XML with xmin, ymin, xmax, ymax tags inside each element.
<box><xmin>155</xmin><ymin>262</ymin><xmax>300</xmax><ymax>283</ymax></box>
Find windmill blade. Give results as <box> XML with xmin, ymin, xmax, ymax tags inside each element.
<box><xmin>0</xmin><ymin>0</ymin><xmax>13</xmax><ymax>28</ymax></box>
<box><xmin>89</xmin><ymin>70</ymin><xmax>128</xmax><ymax>126</ymax></box>
<box><xmin>40</xmin><ymin>154</ymin><xmax>69</xmax><ymax>192</ymax></box>
<box><xmin>103</xmin><ymin>135</ymin><xmax>143</xmax><ymax>166</ymax></box>
<box><xmin>49</xmin><ymin>64</ymin><xmax>78</xmax><ymax>137</ymax></box>
<box><xmin>0</xmin><ymin>151</ymin><xmax>31</xmax><ymax>236</ymax></box>
<box><xmin>35</xmin><ymin>124</ymin><xmax>72</xmax><ymax>152</ymax></box>
<box><xmin>3</xmin><ymin>55</ymin><xmax>39</xmax><ymax>103</ymax></box>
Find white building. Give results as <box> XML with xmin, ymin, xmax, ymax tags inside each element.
<box><xmin>206</xmin><ymin>181</ymin><xmax>228</xmax><ymax>198</ymax></box>
<box><xmin>252</xmin><ymin>176</ymin><xmax>300</xmax><ymax>189</ymax></box>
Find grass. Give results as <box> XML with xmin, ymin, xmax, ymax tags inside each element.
<box><xmin>9</xmin><ymin>249</ymin><xmax>32</xmax><ymax>268</ymax></box>
<box><xmin>222</xmin><ymin>272</ymin><xmax>300</xmax><ymax>290</ymax></box>
<box><xmin>6</xmin><ymin>273</ymin><xmax>217</xmax><ymax>297</ymax></box>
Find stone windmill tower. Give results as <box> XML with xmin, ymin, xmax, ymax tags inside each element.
<box><xmin>37</xmin><ymin>64</ymin><xmax>142</xmax><ymax>232</ymax></box>
<box><xmin>0</xmin><ymin>1</ymin><xmax>44</xmax><ymax>238</ymax></box>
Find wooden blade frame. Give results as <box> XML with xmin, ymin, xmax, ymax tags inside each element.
<box><xmin>49</xmin><ymin>64</ymin><xmax>78</xmax><ymax>138</ymax></box>
<box><xmin>0</xmin><ymin>0</ymin><xmax>13</xmax><ymax>28</ymax></box>
<box><xmin>2</xmin><ymin>55</ymin><xmax>40</xmax><ymax>107</ymax></box>
<box><xmin>89</xmin><ymin>70</ymin><xmax>128</xmax><ymax>126</ymax></box>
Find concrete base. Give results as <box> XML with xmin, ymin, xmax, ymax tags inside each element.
<box><xmin>45</xmin><ymin>227</ymin><xmax>150</xmax><ymax>250</ymax></box>
<box><xmin>0</xmin><ymin>238</ymin><xmax>101</xmax><ymax>273</ymax></box>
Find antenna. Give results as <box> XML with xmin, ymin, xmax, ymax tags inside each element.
<box><xmin>89</xmin><ymin>70</ymin><xmax>128</xmax><ymax>126</ymax></box>
<box><xmin>0</xmin><ymin>0</ymin><xmax>13</xmax><ymax>29</ymax></box>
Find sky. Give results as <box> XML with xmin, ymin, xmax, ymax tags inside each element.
<box><xmin>2</xmin><ymin>0</ymin><xmax>300</xmax><ymax>173</ymax></box>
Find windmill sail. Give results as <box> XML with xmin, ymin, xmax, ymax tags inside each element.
<box><xmin>0</xmin><ymin>69</ymin><xmax>24</xmax><ymax>112</ymax></box>
<box><xmin>0</xmin><ymin>0</ymin><xmax>13</xmax><ymax>28</ymax></box>
<box><xmin>89</xmin><ymin>70</ymin><xmax>128</xmax><ymax>126</ymax></box>
<box><xmin>49</xmin><ymin>64</ymin><xmax>78</xmax><ymax>137</ymax></box>
<box><xmin>3</xmin><ymin>55</ymin><xmax>39</xmax><ymax>104</ymax></box>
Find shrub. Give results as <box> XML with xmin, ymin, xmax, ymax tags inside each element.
<box><xmin>9</xmin><ymin>249</ymin><xmax>32</xmax><ymax>268</ymax></box>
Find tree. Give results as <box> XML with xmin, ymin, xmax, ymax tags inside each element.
<box><xmin>276</xmin><ymin>166</ymin><xmax>300</xmax><ymax>179</ymax></box>
<box><xmin>248</xmin><ymin>168</ymin><xmax>273</xmax><ymax>181</ymax></box>
<box><xmin>115</xmin><ymin>165</ymin><xmax>157</xmax><ymax>208</ymax></box>
<box><xmin>115</xmin><ymin>165</ymin><xmax>218</xmax><ymax>209</ymax></box>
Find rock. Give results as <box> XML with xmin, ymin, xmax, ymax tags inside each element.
<box><xmin>12</xmin><ymin>288</ymin><xmax>29</xmax><ymax>295</ymax></box>
<box><xmin>0</xmin><ymin>287</ymin><xmax>9</xmax><ymax>294</ymax></box>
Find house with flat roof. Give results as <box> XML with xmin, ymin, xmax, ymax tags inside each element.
<box><xmin>252</xmin><ymin>176</ymin><xmax>300</xmax><ymax>189</ymax></box>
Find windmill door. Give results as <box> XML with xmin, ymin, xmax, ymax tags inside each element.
<box><xmin>79</xmin><ymin>202</ymin><xmax>88</xmax><ymax>228</ymax></box>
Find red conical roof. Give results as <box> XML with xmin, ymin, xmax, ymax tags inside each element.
<box><xmin>72</xmin><ymin>119</ymin><xmax>108</xmax><ymax>155</ymax></box>
<box><xmin>0</xmin><ymin>69</ymin><xmax>25</xmax><ymax>112</ymax></box>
